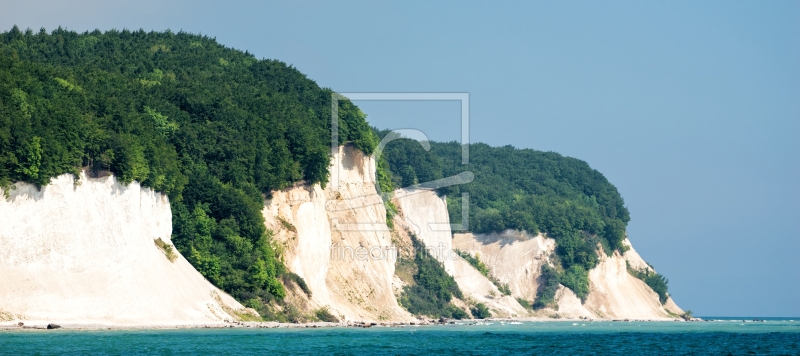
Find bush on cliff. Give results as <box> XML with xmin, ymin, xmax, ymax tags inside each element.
<box><xmin>399</xmin><ymin>234</ymin><xmax>465</xmax><ymax>319</ymax></box>
<box><xmin>627</xmin><ymin>261</ymin><xmax>670</xmax><ymax>304</ymax></box>
<box><xmin>470</xmin><ymin>303</ymin><xmax>491</xmax><ymax>319</ymax></box>
<box><xmin>533</xmin><ymin>264</ymin><xmax>561</xmax><ymax>309</ymax></box>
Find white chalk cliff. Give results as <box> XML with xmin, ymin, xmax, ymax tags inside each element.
<box><xmin>0</xmin><ymin>145</ymin><xmax>683</xmax><ymax>324</ymax></box>
<box><xmin>450</xmin><ymin>230</ymin><xmax>684</xmax><ymax>319</ymax></box>
<box><xmin>0</xmin><ymin>172</ymin><xmax>246</xmax><ymax>326</ymax></box>
<box><xmin>393</xmin><ymin>188</ymin><xmax>683</xmax><ymax>320</ymax></box>
<box><xmin>262</xmin><ymin>146</ymin><xmax>410</xmax><ymax>321</ymax></box>
<box><xmin>393</xmin><ymin>189</ymin><xmax>529</xmax><ymax>317</ymax></box>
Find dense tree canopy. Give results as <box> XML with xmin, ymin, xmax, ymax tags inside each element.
<box><xmin>0</xmin><ymin>25</ymin><xmax>663</xmax><ymax>312</ymax></box>
<box><xmin>376</xmin><ymin>129</ymin><xmax>633</xmax><ymax>300</ymax></box>
<box><xmin>398</xmin><ymin>234</ymin><xmax>466</xmax><ymax>318</ymax></box>
<box><xmin>0</xmin><ymin>27</ymin><xmax>376</xmax><ymax>309</ymax></box>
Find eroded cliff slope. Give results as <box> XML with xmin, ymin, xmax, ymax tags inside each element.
<box><xmin>394</xmin><ymin>189</ymin><xmax>529</xmax><ymax>318</ymax></box>
<box><xmin>452</xmin><ymin>231</ymin><xmax>684</xmax><ymax>319</ymax></box>
<box><xmin>0</xmin><ymin>147</ymin><xmax>683</xmax><ymax>324</ymax></box>
<box><xmin>262</xmin><ymin>146</ymin><xmax>411</xmax><ymax>322</ymax></box>
<box><xmin>394</xmin><ymin>187</ymin><xmax>683</xmax><ymax>320</ymax></box>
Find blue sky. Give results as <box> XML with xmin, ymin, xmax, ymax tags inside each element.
<box><xmin>2</xmin><ymin>0</ymin><xmax>798</xmax><ymax>316</ymax></box>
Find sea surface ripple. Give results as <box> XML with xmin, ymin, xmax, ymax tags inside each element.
<box><xmin>1</xmin><ymin>319</ymin><xmax>798</xmax><ymax>355</ymax></box>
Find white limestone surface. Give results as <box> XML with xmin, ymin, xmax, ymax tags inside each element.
<box><xmin>0</xmin><ymin>172</ymin><xmax>245</xmax><ymax>326</ymax></box>
<box><xmin>395</xmin><ymin>190</ymin><xmax>527</xmax><ymax>317</ymax></box>
<box><xmin>393</xmin><ymin>189</ymin><xmax>455</xmax><ymax>274</ymax></box>
<box><xmin>452</xmin><ymin>231</ymin><xmax>683</xmax><ymax>320</ymax></box>
<box><xmin>451</xmin><ymin>257</ymin><xmax>529</xmax><ymax>317</ymax></box>
<box><xmin>263</xmin><ymin>145</ymin><xmax>411</xmax><ymax>322</ymax></box>
<box><xmin>584</xmin><ymin>248</ymin><xmax>676</xmax><ymax>319</ymax></box>
<box><xmin>452</xmin><ymin>230</ymin><xmax>555</xmax><ymax>301</ymax></box>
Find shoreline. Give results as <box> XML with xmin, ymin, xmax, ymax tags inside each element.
<box><xmin>0</xmin><ymin>317</ymin><xmax>703</xmax><ymax>331</ymax></box>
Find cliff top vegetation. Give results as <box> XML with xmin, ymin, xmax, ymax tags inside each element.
<box><xmin>0</xmin><ymin>27</ymin><xmax>376</xmax><ymax>315</ymax></box>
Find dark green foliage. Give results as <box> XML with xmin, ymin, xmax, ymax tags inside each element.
<box><xmin>558</xmin><ymin>265</ymin><xmax>590</xmax><ymax>302</ymax></box>
<box><xmin>170</xmin><ymin>167</ymin><xmax>286</xmax><ymax>302</ymax></box>
<box><xmin>516</xmin><ymin>298</ymin><xmax>533</xmax><ymax>310</ymax></box>
<box><xmin>627</xmin><ymin>262</ymin><xmax>670</xmax><ymax>304</ymax></box>
<box><xmin>335</xmin><ymin>99</ymin><xmax>376</xmax><ymax>156</ymax></box>
<box><xmin>645</xmin><ymin>273</ymin><xmax>669</xmax><ymax>304</ymax></box>
<box><xmin>153</xmin><ymin>238</ymin><xmax>177</xmax><ymax>262</ymax></box>
<box><xmin>314</xmin><ymin>307</ymin><xmax>339</xmax><ymax>323</ymax></box>
<box><xmin>376</xmin><ymin>130</ymin><xmax>631</xmax><ymax>300</ymax></box>
<box><xmin>399</xmin><ymin>234</ymin><xmax>464</xmax><ymax>318</ymax></box>
<box><xmin>446</xmin><ymin>305</ymin><xmax>469</xmax><ymax>320</ymax></box>
<box><xmin>254</xmin><ymin>302</ymin><xmax>304</xmax><ymax>323</ymax></box>
<box><xmin>282</xmin><ymin>271</ymin><xmax>312</xmax><ymax>297</ymax></box>
<box><xmin>375</xmin><ymin>144</ymin><xmax>396</xmax><ymax>195</ymax></box>
<box><xmin>278</xmin><ymin>217</ymin><xmax>297</xmax><ymax>233</ymax></box>
<box><xmin>457</xmin><ymin>250</ymin><xmax>490</xmax><ymax>277</ymax></box>
<box><xmin>680</xmin><ymin>310</ymin><xmax>693</xmax><ymax>321</ymax></box>
<box><xmin>0</xmin><ymin>28</ymin><xmax>376</xmax><ymax>313</ymax></box>
<box><xmin>376</xmin><ymin>152</ymin><xmax>398</xmax><ymax>227</ymax></box>
<box><xmin>470</xmin><ymin>303</ymin><xmax>491</xmax><ymax>319</ymax></box>
<box><xmin>245</xmin><ymin>298</ymin><xmax>308</xmax><ymax>323</ymax></box>
<box><xmin>384</xmin><ymin>199</ymin><xmax>398</xmax><ymax>229</ymax></box>
<box><xmin>533</xmin><ymin>264</ymin><xmax>560</xmax><ymax>309</ymax></box>
<box><xmin>497</xmin><ymin>283</ymin><xmax>512</xmax><ymax>296</ymax></box>
<box><xmin>374</xmin><ymin>129</ymin><xmax>443</xmax><ymax>190</ymax></box>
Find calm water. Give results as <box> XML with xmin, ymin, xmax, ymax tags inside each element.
<box><xmin>1</xmin><ymin>319</ymin><xmax>798</xmax><ymax>355</ymax></box>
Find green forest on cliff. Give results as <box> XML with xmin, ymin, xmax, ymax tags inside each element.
<box><xmin>0</xmin><ymin>27</ymin><xmax>376</xmax><ymax>315</ymax></box>
<box><xmin>0</xmin><ymin>27</ymin><xmax>667</xmax><ymax>315</ymax></box>
<box><xmin>375</xmin><ymin>131</ymin><xmax>670</xmax><ymax>302</ymax></box>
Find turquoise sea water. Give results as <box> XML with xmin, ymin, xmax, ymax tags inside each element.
<box><xmin>1</xmin><ymin>319</ymin><xmax>798</xmax><ymax>355</ymax></box>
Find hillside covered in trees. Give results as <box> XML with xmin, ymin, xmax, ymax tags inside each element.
<box><xmin>375</xmin><ymin>130</ymin><xmax>670</xmax><ymax>301</ymax></box>
<box><xmin>0</xmin><ymin>27</ymin><xmax>376</xmax><ymax>315</ymax></box>
<box><xmin>0</xmin><ymin>26</ymin><xmax>668</xmax><ymax>316</ymax></box>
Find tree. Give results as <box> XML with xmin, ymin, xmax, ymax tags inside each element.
<box><xmin>0</xmin><ymin>29</ymin><xmax>376</xmax><ymax>316</ymax></box>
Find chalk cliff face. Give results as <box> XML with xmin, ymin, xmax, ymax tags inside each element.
<box><xmin>452</xmin><ymin>230</ymin><xmax>554</xmax><ymax>302</ymax></box>
<box><xmin>0</xmin><ymin>146</ymin><xmax>682</xmax><ymax>324</ymax></box>
<box><xmin>393</xmin><ymin>189</ymin><xmax>455</xmax><ymax>274</ymax></box>
<box><xmin>392</xmin><ymin>188</ymin><xmax>682</xmax><ymax>320</ymax></box>
<box><xmin>0</xmin><ymin>173</ymin><xmax>245</xmax><ymax>326</ymax></box>
<box><xmin>583</xmin><ymin>240</ymin><xmax>684</xmax><ymax>319</ymax></box>
<box><xmin>276</xmin><ymin>152</ymin><xmax>685</xmax><ymax>320</ymax></box>
<box><xmin>394</xmin><ymin>190</ymin><xmax>530</xmax><ymax>318</ymax></box>
<box><xmin>451</xmin><ymin>231</ymin><xmax>684</xmax><ymax>319</ymax></box>
<box><xmin>262</xmin><ymin>146</ymin><xmax>410</xmax><ymax>322</ymax></box>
